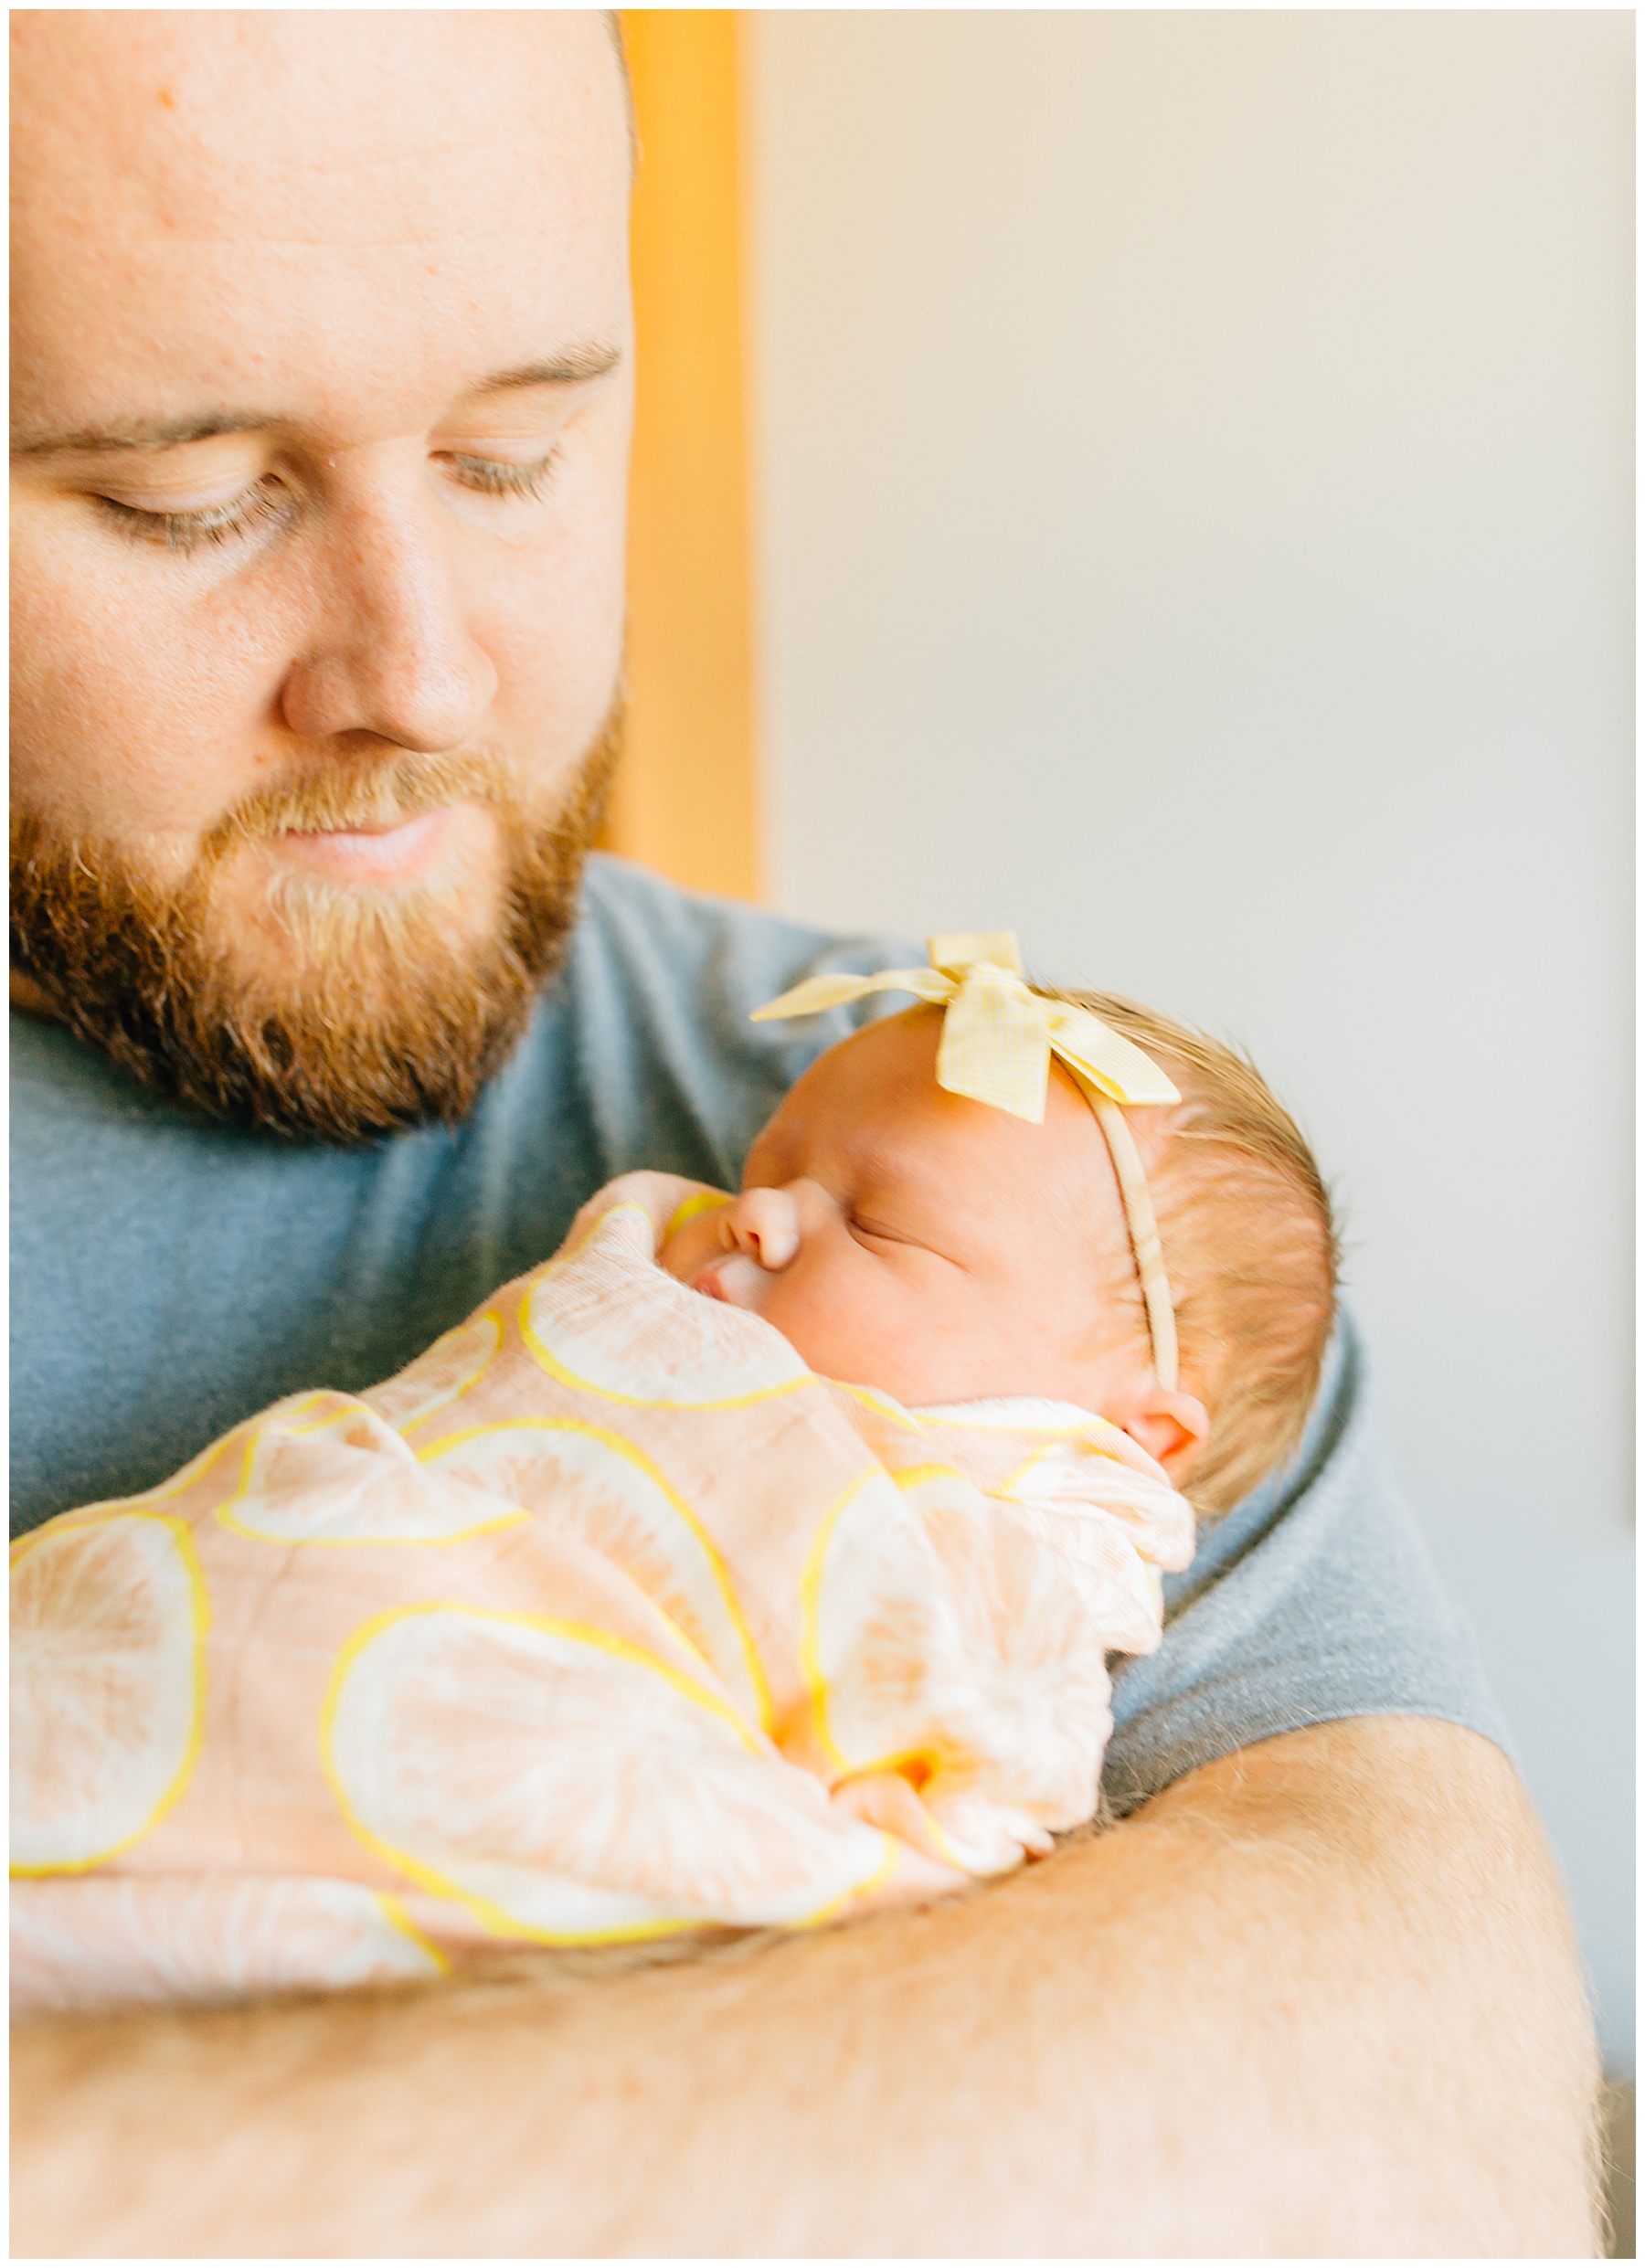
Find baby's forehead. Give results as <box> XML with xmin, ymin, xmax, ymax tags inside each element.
<box><xmin>776</xmin><ymin>1016</ymin><xmax>1123</xmax><ymax>1197</ymax></box>
<box><xmin>759</xmin><ymin>1007</ymin><xmax>939</xmax><ymax>1129</ymax></box>
<box><xmin>812</xmin><ymin>1010</ymin><xmax>1101</xmax><ymax>1127</ymax></box>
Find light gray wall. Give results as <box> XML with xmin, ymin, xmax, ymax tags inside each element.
<box><xmin>747</xmin><ymin>9</ymin><xmax>1633</xmax><ymax>2067</ymax></box>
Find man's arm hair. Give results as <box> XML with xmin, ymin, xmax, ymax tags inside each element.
<box><xmin>12</xmin><ymin>1715</ymin><xmax>1602</xmax><ymax>2258</ymax></box>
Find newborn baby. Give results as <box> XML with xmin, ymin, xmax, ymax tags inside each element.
<box><xmin>12</xmin><ymin>945</ymin><xmax>1336</xmax><ymax>2012</ymax></box>
<box><xmin>663</xmin><ymin>1000</ymin><xmax>1207</xmax><ymax>1452</ymax></box>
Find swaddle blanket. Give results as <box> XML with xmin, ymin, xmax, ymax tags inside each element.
<box><xmin>12</xmin><ymin>1173</ymin><xmax>1196</xmax><ymax>2013</ymax></box>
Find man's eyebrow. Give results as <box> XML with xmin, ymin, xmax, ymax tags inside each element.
<box><xmin>11</xmin><ymin>411</ymin><xmax>279</xmax><ymax>458</ymax></box>
<box><xmin>475</xmin><ymin>344</ymin><xmax>623</xmax><ymax>393</ymax></box>
<box><xmin>10</xmin><ymin>344</ymin><xmax>624</xmax><ymax>459</ymax></box>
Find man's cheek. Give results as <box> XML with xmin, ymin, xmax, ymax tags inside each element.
<box><xmin>12</xmin><ymin>620</ymin><xmax>202</xmax><ymax>840</ymax></box>
<box><xmin>478</xmin><ymin>444</ymin><xmax>627</xmax><ymax>699</ymax></box>
<box><xmin>474</xmin><ymin>581</ymin><xmax>621</xmax><ymax>796</ymax></box>
<box><xmin>12</xmin><ymin>542</ymin><xmax>281</xmax><ymax>842</ymax></box>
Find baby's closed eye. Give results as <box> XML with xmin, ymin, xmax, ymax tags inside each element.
<box><xmin>848</xmin><ymin>1213</ymin><xmax>963</xmax><ymax>1268</ymax></box>
<box><xmin>847</xmin><ymin>1210</ymin><xmax>918</xmax><ymax>1246</ymax></box>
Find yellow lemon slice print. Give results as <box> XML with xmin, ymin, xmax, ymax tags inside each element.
<box><xmin>422</xmin><ymin>1421</ymin><xmax>770</xmax><ymax>1727</ymax></box>
<box><xmin>809</xmin><ymin>1470</ymin><xmax>1114</xmax><ymax>1832</ymax></box>
<box><xmin>524</xmin><ymin>1204</ymin><xmax>810</xmax><ymax>1408</ymax></box>
<box><xmin>220</xmin><ymin>1397</ymin><xmax>525</xmax><ymax>1546</ymax></box>
<box><xmin>801</xmin><ymin>1470</ymin><xmax>951</xmax><ymax>1776</ymax></box>
<box><xmin>10</xmin><ymin>1873</ymin><xmax>444</xmax><ymax>2013</ymax></box>
<box><xmin>12</xmin><ymin>1515</ymin><xmax>207</xmax><ymax>1873</ymax></box>
<box><xmin>367</xmin><ymin>1312</ymin><xmax>503</xmax><ymax>1436</ymax></box>
<box><xmin>324</xmin><ymin>1606</ymin><xmax>894</xmax><ymax>1940</ymax></box>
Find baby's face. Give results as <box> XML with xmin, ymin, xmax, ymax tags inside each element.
<box><xmin>662</xmin><ymin>1008</ymin><xmax>1183</xmax><ymax>1436</ymax></box>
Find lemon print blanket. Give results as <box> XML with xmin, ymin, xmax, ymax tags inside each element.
<box><xmin>12</xmin><ymin>1173</ymin><xmax>1196</xmax><ymax>2013</ymax></box>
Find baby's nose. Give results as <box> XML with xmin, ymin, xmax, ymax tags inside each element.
<box><xmin>723</xmin><ymin>1185</ymin><xmax>802</xmax><ymax>1271</ymax></box>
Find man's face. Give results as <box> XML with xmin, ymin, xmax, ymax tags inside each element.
<box><xmin>10</xmin><ymin>11</ymin><xmax>634</xmax><ymax>1139</ymax></box>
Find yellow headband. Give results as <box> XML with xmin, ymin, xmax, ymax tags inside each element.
<box><xmin>751</xmin><ymin>932</ymin><xmax>1182</xmax><ymax>1392</ymax></box>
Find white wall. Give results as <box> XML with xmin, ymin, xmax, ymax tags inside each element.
<box><xmin>748</xmin><ymin>9</ymin><xmax>1633</xmax><ymax>2067</ymax></box>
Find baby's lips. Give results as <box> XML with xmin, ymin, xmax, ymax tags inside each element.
<box><xmin>692</xmin><ymin>1253</ymin><xmax>769</xmax><ymax>1310</ymax></box>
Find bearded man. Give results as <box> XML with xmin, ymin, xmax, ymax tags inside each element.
<box><xmin>10</xmin><ymin>13</ymin><xmax>1601</xmax><ymax>2257</ymax></box>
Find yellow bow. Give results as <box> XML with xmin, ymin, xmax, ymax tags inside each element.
<box><xmin>751</xmin><ymin>931</ymin><xmax>1182</xmax><ymax>1392</ymax></box>
<box><xmin>750</xmin><ymin>930</ymin><xmax>1180</xmax><ymax>1124</ymax></box>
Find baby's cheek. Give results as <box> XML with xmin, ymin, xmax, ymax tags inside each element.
<box><xmin>756</xmin><ymin>1249</ymin><xmax>901</xmax><ymax>1379</ymax></box>
<box><xmin>657</xmin><ymin>1210</ymin><xmax>727</xmax><ymax>1284</ymax></box>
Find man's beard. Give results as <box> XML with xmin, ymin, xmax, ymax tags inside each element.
<box><xmin>10</xmin><ymin>712</ymin><xmax>620</xmax><ymax>1145</ymax></box>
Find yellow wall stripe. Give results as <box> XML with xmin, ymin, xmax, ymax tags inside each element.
<box><xmin>609</xmin><ymin>10</ymin><xmax>759</xmax><ymax>903</ymax></box>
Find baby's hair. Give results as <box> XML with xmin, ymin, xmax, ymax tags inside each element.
<box><xmin>1037</xmin><ymin>987</ymin><xmax>1340</xmax><ymax>1519</ymax></box>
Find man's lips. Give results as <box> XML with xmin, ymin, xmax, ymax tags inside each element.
<box><xmin>271</xmin><ymin>807</ymin><xmax>451</xmax><ymax>880</ymax></box>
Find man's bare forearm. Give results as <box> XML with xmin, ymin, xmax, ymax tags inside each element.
<box><xmin>12</xmin><ymin>1716</ymin><xmax>1600</xmax><ymax>2258</ymax></box>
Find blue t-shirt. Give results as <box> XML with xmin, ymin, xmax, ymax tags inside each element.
<box><xmin>9</xmin><ymin>853</ymin><xmax>1507</xmax><ymax>1804</ymax></box>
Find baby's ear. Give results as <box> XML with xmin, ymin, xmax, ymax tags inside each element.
<box><xmin>1124</xmin><ymin>1386</ymin><xmax>1209</xmax><ymax>1478</ymax></box>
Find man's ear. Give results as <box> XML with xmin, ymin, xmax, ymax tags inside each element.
<box><xmin>1123</xmin><ymin>1386</ymin><xmax>1209</xmax><ymax>1478</ymax></box>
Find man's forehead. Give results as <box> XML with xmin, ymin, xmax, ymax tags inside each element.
<box><xmin>11</xmin><ymin>11</ymin><xmax>631</xmax><ymax>441</ymax></box>
<box><xmin>12</xmin><ymin>10</ymin><xmax>626</xmax><ymax>243</ymax></box>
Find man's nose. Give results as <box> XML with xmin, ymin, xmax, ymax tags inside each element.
<box><xmin>278</xmin><ymin>475</ymin><xmax>499</xmax><ymax>750</ymax></box>
<box><xmin>722</xmin><ymin>1186</ymin><xmax>802</xmax><ymax>1272</ymax></box>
